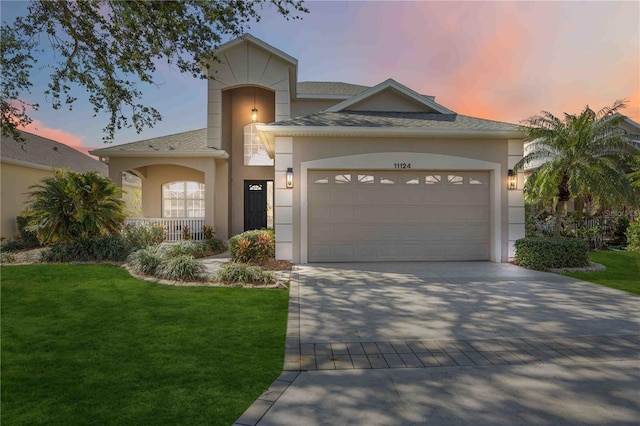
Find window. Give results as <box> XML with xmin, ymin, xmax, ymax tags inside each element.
<box><xmin>244</xmin><ymin>123</ymin><xmax>274</xmax><ymax>166</ymax></box>
<box><xmin>425</xmin><ymin>175</ymin><xmax>442</xmax><ymax>185</ymax></box>
<box><xmin>162</xmin><ymin>181</ymin><xmax>205</xmax><ymax>218</ymax></box>
<box><xmin>448</xmin><ymin>175</ymin><xmax>464</xmax><ymax>185</ymax></box>
<box><xmin>357</xmin><ymin>174</ymin><xmax>375</xmax><ymax>184</ymax></box>
<box><xmin>335</xmin><ymin>174</ymin><xmax>351</xmax><ymax>184</ymax></box>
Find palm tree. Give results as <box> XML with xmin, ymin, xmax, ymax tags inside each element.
<box><xmin>514</xmin><ymin>100</ymin><xmax>639</xmax><ymax>235</ymax></box>
<box><xmin>24</xmin><ymin>169</ymin><xmax>126</xmax><ymax>244</ymax></box>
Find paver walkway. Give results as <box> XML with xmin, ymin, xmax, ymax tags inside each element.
<box><xmin>235</xmin><ymin>262</ymin><xmax>640</xmax><ymax>426</ymax></box>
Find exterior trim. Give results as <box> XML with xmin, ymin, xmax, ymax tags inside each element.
<box><xmin>299</xmin><ymin>152</ymin><xmax>502</xmax><ymax>264</ymax></box>
<box><xmin>89</xmin><ymin>150</ymin><xmax>229</xmax><ymax>159</ymax></box>
<box><xmin>1</xmin><ymin>157</ymin><xmax>64</xmax><ymax>172</ymax></box>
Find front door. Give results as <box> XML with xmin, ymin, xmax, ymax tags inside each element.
<box><xmin>244</xmin><ymin>180</ymin><xmax>268</xmax><ymax>231</ymax></box>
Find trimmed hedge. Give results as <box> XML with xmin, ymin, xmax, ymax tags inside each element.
<box><xmin>514</xmin><ymin>237</ymin><xmax>589</xmax><ymax>271</ymax></box>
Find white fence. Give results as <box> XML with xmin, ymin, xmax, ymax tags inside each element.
<box><xmin>124</xmin><ymin>218</ymin><xmax>205</xmax><ymax>242</ymax></box>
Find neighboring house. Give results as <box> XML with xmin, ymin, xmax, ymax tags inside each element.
<box><xmin>1</xmin><ymin>130</ymin><xmax>108</xmax><ymax>240</ymax></box>
<box><xmin>91</xmin><ymin>34</ymin><xmax>525</xmax><ymax>263</ymax></box>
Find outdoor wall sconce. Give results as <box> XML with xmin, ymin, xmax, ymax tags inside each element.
<box><xmin>286</xmin><ymin>168</ymin><xmax>294</xmax><ymax>188</ymax></box>
<box><xmin>507</xmin><ymin>169</ymin><xmax>517</xmax><ymax>190</ymax></box>
<box><xmin>251</xmin><ymin>87</ymin><xmax>258</xmax><ymax>123</ymax></box>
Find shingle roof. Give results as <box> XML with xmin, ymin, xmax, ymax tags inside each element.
<box><xmin>90</xmin><ymin>128</ymin><xmax>225</xmax><ymax>156</ymax></box>
<box><xmin>297</xmin><ymin>82</ymin><xmax>370</xmax><ymax>97</ymax></box>
<box><xmin>268</xmin><ymin>111</ymin><xmax>519</xmax><ymax>132</ymax></box>
<box><xmin>1</xmin><ymin>131</ymin><xmax>108</xmax><ymax>174</ymax></box>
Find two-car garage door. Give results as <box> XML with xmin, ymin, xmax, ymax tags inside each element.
<box><xmin>308</xmin><ymin>170</ymin><xmax>490</xmax><ymax>262</ymax></box>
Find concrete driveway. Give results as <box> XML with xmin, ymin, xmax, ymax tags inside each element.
<box><xmin>235</xmin><ymin>262</ymin><xmax>640</xmax><ymax>426</ymax></box>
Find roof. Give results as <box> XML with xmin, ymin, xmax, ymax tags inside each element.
<box><xmin>296</xmin><ymin>82</ymin><xmax>370</xmax><ymax>98</ymax></box>
<box><xmin>267</xmin><ymin>111</ymin><xmax>519</xmax><ymax>132</ymax></box>
<box><xmin>1</xmin><ymin>131</ymin><xmax>108</xmax><ymax>174</ymax></box>
<box><xmin>89</xmin><ymin>128</ymin><xmax>228</xmax><ymax>158</ymax></box>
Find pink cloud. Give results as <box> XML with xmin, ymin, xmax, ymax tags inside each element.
<box><xmin>18</xmin><ymin>120</ymin><xmax>95</xmax><ymax>157</ymax></box>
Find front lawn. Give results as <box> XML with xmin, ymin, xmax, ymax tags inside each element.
<box><xmin>1</xmin><ymin>264</ymin><xmax>289</xmax><ymax>425</ymax></box>
<box><xmin>564</xmin><ymin>250</ymin><xmax>640</xmax><ymax>295</ymax></box>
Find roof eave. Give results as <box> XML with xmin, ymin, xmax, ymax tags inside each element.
<box><xmin>257</xmin><ymin>125</ymin><xmax>523</xmax><ymax>139</ymax></box>
<box><xmin>88</xmin><ymin>150</ymin><xmax>230</xmax><ymax>159</ymax></box>
<box><xmin>295</xmin><ymin>94</ymin><xmax>354</xmax><ymax>100</ymax></box>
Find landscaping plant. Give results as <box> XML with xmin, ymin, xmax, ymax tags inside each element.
<box><xmin>627</xmin><ymin>217</ymin><xmax>640</xmax><ymax>252</ymax></box>
<box><xmin>514</xmin><ymin>237</ymin><xmax>589</xmax><ymax>271</ymax></box>
<box><xmin>23</xmin><ymin>169</ymin><xmax>125</xmax><ymax>244</ymax></box>
<box><xmin>228</xmin><ymin>229</ymin><xmax>275</xmax><ymax>263</ymax></box>
<box><xmin>216</xmin><ymin>263</ymin><xmax>276</xmax><ymax>284</ymax></box>
<box><xmin>514</xmin><ymin>101</ymin><xmax>638</xmax><ymax>236</ymax></box>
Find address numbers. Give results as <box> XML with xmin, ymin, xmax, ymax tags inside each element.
<box><xmin>394</xmin><ymin>163</ymin><xmax>411</xmax><ymax>169</ymax></box>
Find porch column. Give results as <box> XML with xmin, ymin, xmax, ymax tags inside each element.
<box><xmin>204</xmin><ymin>159</ymin><xmax>216</xmax><ymax>229</ymax></box>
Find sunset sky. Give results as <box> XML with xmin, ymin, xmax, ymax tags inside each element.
<box><xmin>2</xmin><ymin>1</ymin><xmax>638</xmax><ymax>157</ymax></box>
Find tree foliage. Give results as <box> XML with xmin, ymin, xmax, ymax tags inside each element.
<box><xmin>514</xmin><ymin>100</ymin><xmax>639</xmax><ymax>235</ymax></box>
<box><xmin>24</xmin><ymin>169</ymin><xmax>126</xmax><ymax>244</ymax></box>
<box><xmin>1</xmin><ymin>0</ymin><xmax>307</xmax><ymax>141</ymax></box>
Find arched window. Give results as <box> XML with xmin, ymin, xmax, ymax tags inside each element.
<box><xmin>162</xmin><ymin>181</ymin><xmax>205</xmax><ymax>218</ymax></box>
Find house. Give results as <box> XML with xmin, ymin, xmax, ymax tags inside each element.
<box><xmin>91</xmin><ymin>34</ymin><xmax>525</xmax><ymax>263</ymax></box>
<box><xmin>1</xmin><ymin>130</ymin><xmax>109</xmax><ymax>240</ymax></box>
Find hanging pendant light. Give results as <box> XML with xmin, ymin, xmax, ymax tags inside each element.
<box><xmin>251</xmin><ymin>87</ymin><xmax>258</xmax><ymax>123</ymax></box>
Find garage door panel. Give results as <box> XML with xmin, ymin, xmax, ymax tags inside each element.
<box><xmin>308</xmin><ymin>170</ymin><xmax>490</xmax><ymax>262</ymax></box>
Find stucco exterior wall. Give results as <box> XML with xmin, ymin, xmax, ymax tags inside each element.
<box><xmin>106</xmin><ymin>157</ymin><xmax>218</xmax><ymax>228</ymax></box>
<box><xmin>224</xmin><ymin>87</ymin><xmax>276</xmax><ymax>237</ymax></box>
<box><xmin>346</xmin><ymin>91</ymin><xmax>426</xmax><ymax>112</ymax></box>
<box><xmin>1</xmin><ymin>163</ymin><xmax>52</xmax><ymax>240</ymax></box>
<box><xmin>207</xmin><ymin>39</ymin><xmax>293</xmax><ymax>149</ymax></box>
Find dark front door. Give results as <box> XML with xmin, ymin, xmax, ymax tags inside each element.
<box><xmin>244</xmin><ymin>180</ymin><xmax>268</xmax><ymax>231</ymax></box>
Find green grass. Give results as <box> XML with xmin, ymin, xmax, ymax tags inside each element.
<box><xmin>564</xmin><ymin>250</ymin><xmax>640</xmax><ymax>295</ymax></box>
<box><xmin>1</xmin><ymin>264</ymin><xmax>289</xmax><ymax>425</ymax></box>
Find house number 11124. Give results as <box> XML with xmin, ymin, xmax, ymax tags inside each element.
<box><xmin>394</xmin><ymin>163</ymin><xmax>411</xmax><ymax>169</ymax></box>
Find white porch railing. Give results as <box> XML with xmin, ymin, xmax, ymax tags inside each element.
<box><xmin>124</xmin><ymin>218</ymin><xmax>205</xmax><ymax>241</ymax></box>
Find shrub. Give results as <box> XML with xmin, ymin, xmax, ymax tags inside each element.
<box><xmin>228</xmin><ymin>229</ymin><xmax>275</xmax><ymax>262</ymax></box>
<box><xmin>16</xmin><ymin>214</ymin><xmax>40</xmax><ymax>248</ymax></box>
<box><xmin>160</xmin><ymin>240</ymin><xmax>207</xmax><ymax>258</ymax></box>
<box><xmin>202</xmin><ymin>236</ymin><xmax>226</xmax><ymax>255</ymax></box>
<box><xmin>182</xmin><ymin>224</ymin><xmax>192</xmax><ymax>241</ymax></box>
<box><xmin>23</xmin><ymin>169</ymin><xmax>125</xmax><ymax>244</ymax></box>
<box><xmin>203</xmin><ymin>225</ymin><xmax>215</xmax><ymax>240</ymax></box>
<box><xmin>1</xmin><ymin>239</ymin><xmax>29</xmax><ymax>253</ymax></box>
<box><xmin>127</xmin><ymin>247</ymin><xmax>163</xmax><ymax>275</ymax></box>
<box><xmin>216</xmin><ymin>263</ymin><xmax>276</xmax><ymax>284</ymax></box>
<box><xmin>627</xmin><ymin>218</ymin><xmax>640</xmax><ymax>252</ymax></box>
<box><xmin>156</xmin><ymin>255</ymin><xmax>205</xmax><ymax>281</ymax></box>
<box><xmin>610</xmin><ymin>216</ymin><xmax>630</xmax><ymax>246</ymax></box>
<box><xmin>0</xmin><ymin>251</ymin><xmax>16</xmax><ymax>263</ymax></box>
<box><xmin>514</xmin><ymin>237</ymin><xmax>589</xmax><ymax>271</ymax></box>
<box><xmin>121</xmin><ymin>223</ymin><xmax>165</xmax><ymax>251</ymax></box>
<box><xmin>41</xmin><ymin>235</ymin><xmax>129</xmax><ymax>263</ymax></box>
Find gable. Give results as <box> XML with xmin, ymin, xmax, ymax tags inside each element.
<box><xmin>326</xmin><ymin>78</ymin><xmax>454</xmax><ymax>114</ymax></box>
<box><xmin>208</xmin><ymin>34</ymin><xmax>297</xmax><ymax>90</ymax></box>
<box><xmin>344</xmin><ymin>88</ymin><xmax>440</xmax><ymax>113</ymax></box>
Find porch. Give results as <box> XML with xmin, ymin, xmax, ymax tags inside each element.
<box><xmin>125</xmin><ymin>218</ymin><xmax>205</xmax><ymax>242</ymax></box>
